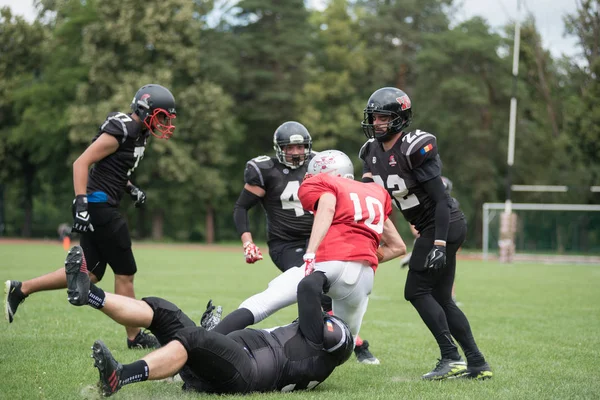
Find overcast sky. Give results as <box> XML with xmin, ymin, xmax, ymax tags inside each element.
<box><xmin>1</xmin><ymin>0</ymin><xmax>581</xmax><ymax>59</ymax></box>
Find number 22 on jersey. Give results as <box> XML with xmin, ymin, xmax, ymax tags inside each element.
<box><xmin>372</xmin><ymin>174</ymin><xmax>420</xmax><ymax>211</ymax></box>
<box><xmin>349</xmin><ymin>193</ymin><xmax>384</xmax><ymax>234</ymax></box>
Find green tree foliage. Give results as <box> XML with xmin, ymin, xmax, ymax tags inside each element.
<box><xmin>1</xmin><ymin>0</ymin><xmax>598</xmax><ymax>252</ymax></box>
<box><xmin>413</xmin><ymin>17</ymin><xmax>510</xmax><ymax>245</ymax></box>
<box><xmin>225</xmin><ymin>0</ymin><xmax>314</xmax><ymax>158</ymax></box>
<box><xmin>296</xmin><ymin>0</ymin><xmax>369</xmax><ymax>159</ymax></box>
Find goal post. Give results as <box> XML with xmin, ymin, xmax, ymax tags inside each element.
<box><xmin>482</xmin><ymin>203</ymin><xmax>600</xmax><ymax>260</ymax></box>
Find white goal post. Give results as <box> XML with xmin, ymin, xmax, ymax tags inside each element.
<box><xmin>482</xmin><ymin>203</ymin><xmax>600</xmax><ymax>260</ymax></box>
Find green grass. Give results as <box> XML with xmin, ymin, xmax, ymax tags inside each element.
<box><xmin>1</xmin><ymin>242</ymin><xmax>599</xmax><ymax>399</ymax></box>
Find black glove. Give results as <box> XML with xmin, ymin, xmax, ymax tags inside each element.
<box><xmin>72</xmin><ymin>195</ymin><xmax>94</xmax><ymax>233</ymax></box>
<box><xmin>425</xmin><ymin>244</ymin><xmax>446</xmax><ymax>271</ymax></box>
<box><xmin>128</xmin><ymin>184</ymin><xmax>146</xmax><ymax>208</ymax></box>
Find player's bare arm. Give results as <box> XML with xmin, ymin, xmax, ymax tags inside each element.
<box><xmin>305</xmin><ymin>192</ymin><xmax>337</xmax><ymax>255</ymax></box>
<box><xmin>379</xmin><ymin>218</ymin><xmax>407</xmax><ymax>263</ymax></box>
<box><xmin>73</xmin><ymin>133</ymin><xmax>119</xmax><ymax>195</ymax></box>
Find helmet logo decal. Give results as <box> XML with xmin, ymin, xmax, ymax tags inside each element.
<box><xmin>326</xmin><ymin>320</ymin><xmax>334</xmax><ymax>332</ymax></box>
<box><xmin>388</xmin><ymin>155</ymin><xmax>397</xmax><ymax>166</ymax></box>
<box><xmin>396</xmin><ymin>95</ymin><xmax>411</xmax><ymax>110</ymax></box>
<box><xmin>138</xmin><ymin>93</ymin><xmax>151</xmax><ymax>109</ymax></box>
<box><xmin>288</xmin><ymin>134</ymin><xmax>305</xmax><ymax>144</ymax></box>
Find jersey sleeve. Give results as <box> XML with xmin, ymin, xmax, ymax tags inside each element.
<box><xmin>298</xmin><ymin>174</ymin><xmax>338</xmax><ymax>213</ymax></box>
<box><xmin>408</xmin><ymin>135</ymin><xmax>442</xmax><ymax>182</ymax></box>
<box><xmin>99</xmin><ymin>112</ymin><xmax>130</xmax><ymax>142</ymax></box>
<box><xmin>359</xmin><ymin>139</ymin><xmax>375</xmax><ymax>174</ymax></box>
<box><xmin>243</xmin><ymin>156</ymin><xmax>274</xmax><ymax>188</ymax></box>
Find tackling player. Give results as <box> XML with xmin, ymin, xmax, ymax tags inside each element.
<box><xmin>231</xmin><ymin>121</ymin><xmax>380</xmax><ymax>364</ymax></box>
<box><xmin>4</xmin><ymin>84</ymin><xmax>176</xmax><ymax>349</ymax></box>
<box><xmin>359</xmin><ymin>87</ymin><xmax>492</xmax><ymax>380</ymax></box>
<box><xmin>63</xmin><ymin>245</ymin><xmax>354</xmax><ymax>396</ymax></box>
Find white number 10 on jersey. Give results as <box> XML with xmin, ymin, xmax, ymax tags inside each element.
<box><xmin>349</xmin><ymin>193</ymin><xmax>384</xmax><ymax>234</ymax></box>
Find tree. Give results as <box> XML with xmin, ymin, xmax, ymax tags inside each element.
<box><xmin>295</xmin><ymin>0</ymin><xmax>369</xmax><ymax>160</ymax></box>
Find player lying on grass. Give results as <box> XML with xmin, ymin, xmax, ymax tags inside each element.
<box><xmin>64</xmin><ymin>245</ymin><xmax>354</xmax><ymax>396</ymax></box>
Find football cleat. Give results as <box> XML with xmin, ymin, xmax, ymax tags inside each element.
<box><xmin>422</xmin><ymin>357</ymin><xmax>467</xmax><ymax>380</ymax></box>
<box><xmin>92</xmin><ymin>340</ymin><xmax>123</xmax><ymax>397</ymax></box>
<box><xmin>65</xmin><ymin>245</ymin><xmax>90</xmax><ymax>306</ymax></box>
<box><xmin>458</xmin><ymin>362</ymin><xmax>493</xmax><ymax>380</ymax></box>
<box><xmin>4</xmin><ymin>280</ymin><xmax>27</xmax><ymax>323</ymax></box>
<box><xmin>354</xmin><ymin>340</ymin><xmax>380</xmax><ymax>365</ymax></box>
<box><xmin>127</xmin><ymin>329</ymin><xmax>160</xmax><ymax>349</ymax></box>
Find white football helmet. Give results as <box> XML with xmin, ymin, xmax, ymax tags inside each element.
<box><xmin>305</xmin><ymin>150</ymin><xmax>354</xmax><ymax>180</ymax></box>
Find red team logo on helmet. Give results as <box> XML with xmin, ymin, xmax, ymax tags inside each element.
<box><xmin>396</xmin><ymin>95</ymin><xmax>411</xmax><ymax>110</ymax></box>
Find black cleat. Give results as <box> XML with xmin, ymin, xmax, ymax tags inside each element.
<box><xmin>127</xmin><ymin>329</ymin><xmax>160</xmax><ymax>349</ymax></box>
<box><xmin>92</xmin><ymin>340</ymin><xmax>123</xmax><ymax>397</ymax></box>
<box><xmin>200</xmin><ymin>299</ymin><xmax>223</xmax><ymax>331</ymax></box>
<box><xmin>65</xmin><ymin>245</ymin><xmax>90</xmax><ymax>306</ymax></box>
<box><xmin>422</xmin><ymin>357</ymin><xmax>467</xmax><ymax>380</ymax></box>
<box><xmin>4</xmin><ymin>280</ymin><xmax>27</xmax><ymax>323</ymax></box>
<box><xmin>458</xmin><ymin>362</ymin><xmax>493</xmax><ymax>380</ymax></box>
<box><xmin>354</xmin><ymin>340</ymin><xmax>380</xmax><ymax>365</ymax></box>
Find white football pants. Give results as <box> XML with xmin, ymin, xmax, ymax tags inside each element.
<box><xmin>239</xmin><ymin>260</ymin><xmax>374</xmax><ymax>340</ymax></box>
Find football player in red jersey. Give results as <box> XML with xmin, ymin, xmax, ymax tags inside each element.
<box><xmin>298</xmin><ymin>150</ymin><xmax>406</xmax><ymax>340</ymax></box>
<box><xmin>212</xmin><ymin>150</ymin><xmax>405</xmax><ymax>363</ymax></box>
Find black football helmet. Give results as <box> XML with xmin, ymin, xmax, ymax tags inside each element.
<box><xmin>361</xmin><ymin>87</ymin><xmax>412</xmax><ymax>142</ymax></box>
<box><xmin>322</xmin><ymin>314</ymin><xmax>354</xmax><ymax>366</ymax></box>
<box><xmin>131</xmin><ymin>84</ymin><xmax>177</xmax><ymax>139</ymax></box>
<box><xmin>273</xmin><ymin>121</ymin><xmax>312</xmax><ymax>169</ymax></box>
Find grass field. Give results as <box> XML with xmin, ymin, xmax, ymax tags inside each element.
<box><xmin>1</xmin><ymin>241</ymin><xmax>599</xmax><ymax>399</ymax></box>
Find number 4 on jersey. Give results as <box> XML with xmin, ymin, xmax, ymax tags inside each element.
<box><xmin>280</xmin><ymin>181</ymin><xmax>305</xmax><ymax>217</ymax></box>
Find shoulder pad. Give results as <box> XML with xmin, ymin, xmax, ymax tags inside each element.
<box><xmin>100</xmin><ymin>112</ymin><xmax>135</xmax><ymax>142</ymax></box>
<box><xmin>358</xmin><ymin>139</ymin><xmax>376</xmax><ymax>160</ymax></box>
<box><xmin>401</xmin><ymin>130</ymin><xmax>438</xmax><ymax>169</ymax></box>
<box><xmin>248</xmin><ymin>155</ymin><xmax>275</xmax><ymax>170</ymax></box>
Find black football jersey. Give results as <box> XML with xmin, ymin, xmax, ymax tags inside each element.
<box><xmin>226</xmin><ymin>322</ymin><xmax>339</xmax><ymax>392</ymax></box>
<box><xmin>86</xmin><ymin>112</ymin><xmax>149</xmax><ymax>206</ymax></box>
<box><xmin>244</xmin><ymin>155</ymin><xmax>314</xmax><ymax>242</ymax></box>
<box><xmin>359</xmin><ymin>130</ymin><xmax>463</xmax><ymax>231</ymax></box>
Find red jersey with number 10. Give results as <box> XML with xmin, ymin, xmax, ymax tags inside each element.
<box><xmin>298</xmin><ymin>174</ymin><xmax>392</xmax><ymax>270</ymax></box>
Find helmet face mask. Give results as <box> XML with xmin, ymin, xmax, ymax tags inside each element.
<box><xmin>361</xmin><ymin>87</ymin><xmax>412</xmax><ymax>143</ymax></box>
<box><xmin>273</xmin><ymin>121</ymin><xmax>312</xmax><ymax>169</ymax></box>
<box><xmin>131</xmin><ymin>84</ymin><xmax>177</xmax><ymax>139</ymax></box>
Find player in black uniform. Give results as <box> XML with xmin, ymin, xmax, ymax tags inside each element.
<box><xmin>359</xmin><ymin>87</ymin><xmax>492</xmax><ymax>380</ymax></box>
<box><xmin>4</xmin><ymin>84</ymin><xmax>176</xmax><ymax>349</ymax></box>
<box><xmin>231</xmin><ymin>121</ymin><xmax>379</xmax><ymax>364</ymax></box>
<box><xmin>62</xmin><ymin>245</ymin><xmax>353</xmax><ymax>396</ymax></box>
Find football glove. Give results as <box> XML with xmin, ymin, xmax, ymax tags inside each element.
<box><xmin>303</xmin><ymin>252</ymin><xmax>316</xmax><ymax>276</ymax></box>
<box><xmin>128</xmin><ymin>184</ymin><xmax>146</xmax><ymax>208</ymax></box>
<box><xmin>72</xmin><ymin>195</ymin><xmax>94</xmax><ymax>233</ymax></box>
<box><xmin>243</xmin><ymin>241</ymin><xmax>263</xmax><ymax>263</ymax></box>
<box><xmin>425</xmin><ymin>244</ymin><xmax>446</xmax><ymax>271</ymax></box>
<box><xmin>200</xmin><ymin>299</ymin><xmax>223</xmax><ymax>331</ymax></box>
